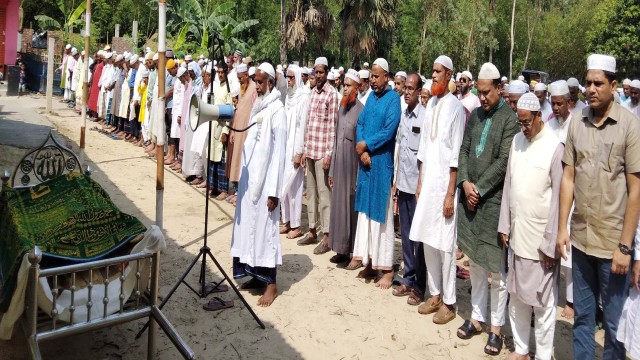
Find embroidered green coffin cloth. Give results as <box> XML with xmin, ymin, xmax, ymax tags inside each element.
<box><xmin>0</xmin><ymin>173</ymin><xmax>146</xmax><ymax>311</ymax></box>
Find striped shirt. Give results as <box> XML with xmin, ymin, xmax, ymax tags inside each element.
<box><xmin>304</xmin><ymin>81</ymin><xmax>339</xmax><ymax>160</ymax></box>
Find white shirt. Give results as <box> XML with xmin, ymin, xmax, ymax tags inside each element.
<box><xmin>547</xmin><ymin>112</ymin><xmax>573</xmax><ymax>143</ymax></box>
<box><xmin>358</xmin><ymin>87</ymin><xmax>372</xmax><ymax>105</ymax></box>
<box><xmin>395</xmin><ymin>104</ymin><xmax>425</xmax><ymax>194</ymax></box>
<box><xmin>459</xmin><ymin>92</ymin><xmax>481</xmax><ymax>114</ymax></box>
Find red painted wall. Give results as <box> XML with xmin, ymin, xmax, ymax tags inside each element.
<box><xmin>0</xmin><ymin>0</ymin><xmax>19</xmax><ymax>66</ymax></box>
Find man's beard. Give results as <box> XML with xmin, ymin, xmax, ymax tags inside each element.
<box><xmin>431</xmin><ymin>80</ymin><xmax>447</xmax><ymax>97</ymax></box>
<box><xmin>555</xmin><ymin>115</ymin><xmax>565</xmax><ymax>125</ymax></box>
<box><xmin>287</xmin><ymin>87</ymin><xmax>295</xmax><ymax>97</ymax></box>
<box><xmin>341</xmin><ymin>90</ymin><xmax>357</xmax><ymax>107</ymax></box>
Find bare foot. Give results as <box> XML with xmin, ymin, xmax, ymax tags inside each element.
<box><xmin>357</xmin><ymin>265</ymin><xmax>377</xmax><ymax>278</ymax></box>
<box><xmin>257</xmin><ymin>284</ymin><xmax>278</xmax><ymax>307</ymax></box>
<box><xmin>506</xmin><ymin>351</ymin><xmax>529</xmax><ymax>360</ymax></box>
<box><xmin>561</xmin><ymin>302</ymin><xmax>574</xmax><ymax>319</ymax></box>
<box><xmin>321</xmin><ymin>233</ymin><xmax>329</xmax><ymax>245</ymax></box>
<box><xmin>375</xmin><ymin>270</ymin><xmax>394</xmax><ymax>289</ymax></box>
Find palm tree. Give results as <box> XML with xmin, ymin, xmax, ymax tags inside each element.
<box><xmin>340</xmin><ymin>0</ymin><xmax>397</xmax><ymax>60</ymax></box>
<box><xmin>34</xmin><ymin>0</ymin><xmax>87</xmax><ymax>34</ymax></box>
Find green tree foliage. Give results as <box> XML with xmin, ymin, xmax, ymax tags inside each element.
<box><xmin>586</xmin><ymin>0</ymin><xmax>640</xmax><ymax>78</ymax></box>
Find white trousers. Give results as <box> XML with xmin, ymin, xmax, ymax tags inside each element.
<box><xmin>424</xmin><ymin>245</ymin><xmax>456</xmax><ymax>305</ymax></box>
<box><xmin>64</xmin><ymin>88</ymin><xmax>71</xmax><ymax>100</ymax></box>
<box><xmin>282</xmin><ymin>170</ymin><xmax>304</xmax><ymax>228</ymax></box>
<box><xmin>469</xmin><ymin>257</ymin><xmax>508</xmax><ymax>327</ymax></box>
<box><xmin>509</xmin><ymin>293</ymin><xmax>557</xmax><ymax>360</ymax></box>
<box><xmin>353</xmin><ymin>193</ymin><xmax>394</xmax><ymax>270</ymax></box>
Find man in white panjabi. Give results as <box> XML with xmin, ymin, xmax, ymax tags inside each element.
<box><xmin>533</xmin><ymin>82</ymin><xmax>553</xmax><ymax>122</ymax></box>
<box><xmin>230</xmin><ymin>62</ymin><xmax>287</xmax><ymax>307</ymax></box>
<box><xmin>547</xmin><ymin>79</ymin><xmax>576</xmax><ymax>319</ymax></box>
<box><xmin>280</xmin><ymin>64</ymin><xmax>310</xmax><ymax>239</ymax></box>
<box><xmin>357</xmin><ymin>69</ymin><xmax>372</xmax><ymax>105</ymax></box>
<box><xmin>498</xmin><ymin>92</ymin><xmax>563</xmax><ymax>360</ymax></box>
<box><xmin>566</xmin><ymin>77</ymin><xmax>586</xmax><ymax>115</ymax></box>
<box><xmin>458</xmin><ymin>70</ymin><xmax>481</xmax><ymax>114</ymax></box>
<box><xmin>410</xmin><ymin>55</ymin><xmax>466</xmax><ymax>325</ymax></box>
<box><xmin>627</xmin><ymin>80</ymin><xmax>640</xmax><ymax>118</ymax></box>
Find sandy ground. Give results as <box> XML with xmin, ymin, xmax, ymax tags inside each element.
<box><xmin>0</xmin><ymin>94</ymin><xmax>610</xmax><ymax>360</ymax></box>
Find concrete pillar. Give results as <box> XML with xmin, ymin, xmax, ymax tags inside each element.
<box><xmin>132</xmin><ymin>21</ymin><xmax>138</xmax><ymax>47</ymax></box>
<box><xmin>46</xmin><ymin>37</ymin><xmax>54</xmax><ymax>114</ymax></box>
<box><xmin>115</xmin><ymin>24</ymin><xmax>120</xmax><ymax>38</ymax></box>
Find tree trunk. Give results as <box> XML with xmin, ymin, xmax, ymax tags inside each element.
<box><xmin>279</xmin><ymin>0</ymin><xmax>287</xmax><ymax>65</ymax></box>
<box><xmin>509</xmin><ymin>0</ymin><xmax>516</xmax><ymax>80</ymax></box>
<box><xmin>522</xmin><ymin>17</ymin><xmax>533</xmax><ymax>72</ymax></box>
<box><xmin>418</xmin><ymin>11</ymin><xmax>428</xmax><ymax>74</ymax></box>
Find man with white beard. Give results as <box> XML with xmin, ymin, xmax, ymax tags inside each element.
<box><xmin>358</xmin><ymin>69</ymin><xmax>372</xmax><ymax>105</ymax></box>
<box><xmin>280</xmin><ymin>64</ymin><xmax>310</xmax><ymax>239</ymax></box>
<box><xmin>230</xmin><ymin>62</ymin><xmax>287</xmax><ymax>307</ymax></box>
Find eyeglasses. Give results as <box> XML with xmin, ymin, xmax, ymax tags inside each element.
<box><xmin>404</xmin><ymin>86</ymin><xmax>418</xmax><ymax>94</ymax></box>
<box><xmin>517</xmin><ymin>120</ymin><xmax>533</xmax><ymax>128</ymax></box>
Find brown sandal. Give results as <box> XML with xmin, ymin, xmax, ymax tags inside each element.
<box><xmin>287</xmin><ymin>228</ymin><xmax>303</xmax><ymax>239</ymax></box>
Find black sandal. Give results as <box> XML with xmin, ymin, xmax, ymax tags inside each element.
<box><xmin>484</xmin><ymin>332</ymin><xmax>503</xmax><ymax>356</ymax></box>
<box><xmin>457</xmin><ymin>320</ymin><xmax>481</xmax><ymax>339</ymax></box>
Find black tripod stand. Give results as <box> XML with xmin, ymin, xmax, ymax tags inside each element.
<box><xmin>136</xmin><ymin>33</ymin><xmax>265</xmax><ymax>340</ymax></box>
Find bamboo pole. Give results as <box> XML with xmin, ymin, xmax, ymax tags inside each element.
<box><xmin>46</xmin><ymin>38</ymin><xmax>54</xmax><ymax>114</ymax></box>
<box><xmin>155</xmin><ymin>0</ymin><xmax>166</xmax><ymax>230</ymax></box>
<box><xmin>80</xmin><ymin>0</ymin><xmax>91</xmax><ymax>164</ymax></box>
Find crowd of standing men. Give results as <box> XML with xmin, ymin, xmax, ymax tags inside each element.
<box><xmin>56</xmin><ymin>42</ymin><xmax>640</xmax><ymax>359</ymax></box>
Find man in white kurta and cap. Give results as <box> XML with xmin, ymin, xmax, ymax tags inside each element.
<box><xmin>358</xmin><ymin>69</ymin><xmax>372</xmax><ymax>105</ymax></box>
<box><xmin>627</xmin><ymin>80</ymin><xmax>640</xmax><ymax>118</ymax></box>
<box><xmin>546</xmin><ymin>79</ymin><xmax>576</xmax><ymax>319</ymax></box>
<box><xmin>507</xmin><ymin>80</ymin><xmax>529</xmax><ymax>112</ymax></box>
<box><xmin>410</xmin><ymin>55</ymin><xmax>466</xmax><ymax>324</ymax></box>
<box><xmin>230</xmin><ymin>62</ymin><xmax>287</xmax><ymax>307</ymax></box>
<box><xmin>534</xmin><ymin>82</ymin><xmax>553</xmax><ymax>122</ymax></box>
<box><xmin>566</xmin><ymin>77</ymin><xmax>586</xmax><ymax>115</ymax></box>
<box><xmin>280</xmin><ymin>64</ymin><xmax>310</xmax><ymax>239</ymax></box>
<box><xmin>459</xmin><ymin>70</ymin><xmax>481</xmax><ymax>114</ymax></box>
<box><xmin>499</xmin><ymin>92</ymin><xmax>563</xmax><ymax>360</ymax></box>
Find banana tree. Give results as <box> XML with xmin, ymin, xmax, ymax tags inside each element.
<box><xmin>34</xmin><ymin>0</ymin><xmax>87</xmax><ymax>35</ymax></box>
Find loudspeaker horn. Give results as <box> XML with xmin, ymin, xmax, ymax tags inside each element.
<box><xmin>188</xmin><ymin>94</ymin><xmax>235</xmax><ymax>131</ymax></box>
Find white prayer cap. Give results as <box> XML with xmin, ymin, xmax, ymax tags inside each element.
<box><xmin>145</xmin><ymin>47</ymin><xmax>151</xmax><ymax>54</ymax></box>
<box><xmin>71</xmin><ymin>48</ymin><xmax>78</xmax><ymax>56</ymax></box>
<box><xmin>358</xmin><ymin>69</ymin><xmax>370</xmax><ymax>79</ymax></box>
<box><xmin>478</xmin><ymin>62</ymin><xmax>500</xmax><ymax>80</ymax></box>
<box><xmin>518</xmin><ymin>75</ymin><xmax>525</xmax><ymax>81</ymax></box>
<box><xmin>248</xmin><ymin>66</ymin><xmax>256</xmax><ymax>76</ymax></box>
<box><xmin>204</xmin><ymin>64</ymin><xmax>213</xmax><ymax>74</ymax></box>
<box><xmin>623</xmin><ymin>78</ymin><xmax>631</xmax><ymax>86</ymax></box>
<box><xmin>115</xmin><ymin>54</ymin><xmax>124</xmax><ymax>62</ymax></box>
<box><xmin>139</xmin><ymin>57</ymin><xmax>144</xmax><ymax>63</ymax></box>
<box><xmin>517</xmin><ymin>92</ymin><xmax>541</xmax><ymax>112</ymax></box>
<box><xmin>332</xmin><ymin>69</ymin><xmax>340</xmax><ymax>79</ymax></box>
<box><xmin>314</xmin><ymin>57</ymin><xmax>328</xmax><ymax>67</ymax></box>
<box><xmin>81</xmin><ymin>50</ymin><xmax>85</xmax><ymax>56</ymax></box>
<box><xmin>501</xmin><ymin>76</ymin><xmax>508</xmax><ymax>82</ymax></box>
<box><xmin>199</xmin><ymin>54</ymin><xmax>205</xmax><ymax>59</ymax></box>
<box><xmin>230</xmin><ymin>85</ymin><xmax>240</xmax><ymax>98</ymax></box>
<box><xmin>129</xmin><ymin>55</ymin><xmax>139</xmax><ymax>65</ymax></box>
<box><xmin>461</xmin><ymin>70</ymin><xmax>473</xmax><ymax>81</ymax></box>
<box><xmin>434</xmin><ymin>55</ymin><xmax>453</xmax><ymax>71</ymax></box>
<box><xmin>567</xmin><ymin>77</ymin><xmax>580</xmax><ymax>87</ymax></box>
<box><xmin>424</xmin><ymin>80</ymin><xmax>433</xmax><ymax>90</ymax></box>
<box><xmin>631</xmin><ymin>80</ymin><xmax>640</xmax><ymax>90</ymax></box>
<box><xmin>534</xmin><ymin>82</ymin><xmax>547</xmax><ymax>92</ymax></box>
<box><xmin>97</xmin><ymin>50</ymin><xmax>104</xmax><ymax>56</ymax></box>
<box><xmin>302</xmin><ymin>67</ymin><xmax>310</xmax><ymax>75</ymax></box>
<box><xmin>373</xmin><ymin>58</ymin><xmax>389</xmax><ymax>73</ymax></box>
<box><xmin>345</xmin><ymin>69</ymin><xmax>361</xmax><ymax>84</ymax></box>
<box><xmin>124</xmin><ymin>53</ymin><xmax>131</xmax><ymax>61</ymax></box>
<box><xmin>152</xmin><ymin>53</ymin><xmax>159</xmax><ymax>61</ymax></box>
<box><xmin>140</xmin><ymin>68</ymin><xmax>150</xmax><ymax>78</ymax></box>
<box><xmin>180</xmin><ymin>62</ymin><xmax>187</xmax><ymax>69</ymax></box>
<box><xmin>104</xmin><ymin>52</ymin><xmax>113</xmax><ymax>59</ymax></box>
<box><xmin>387</xmin><ymin>80</ymin><xmax>394</xmax><ymax>87</ymax></box>
<box><xmin>197</xmin><ymin>59</ymin><xmax>204</xmax><ymax>66</ymax></box>
<box><xmin>336</xmin><ymin>66</ymin><xmax>343</xmax><ymax>72</ymax></box>
<box><xmin>188</xmin><ymin>61</ymin><xmax>199</xmax><ymax>73</ymax></box>
<box><xmin>176</xmin><ymin>67</ymin><xmax>187</xmax><ymax>78</ymax></box>
<box><xmin>395</xmin><ymin>71</ymin><xmax>407</xmax><ymax>79</ymax></box>
<box><xmin>455</xmin><ymin>72</ymin><xmax>462</xmax><ymax>82</ymax></box>
<box><xmin>185</xmin><ymin>54</ymin><xmax>193</xmax><ymax>61</ymax></box>
<box><xmin>65</xmin><ymin>44</ymin><xmax>72</xmax><ymax>50</ymax></box>
<box><xmin>549</xmin><ymin>80</ymin><xmax>569</xmax><ymax>96</ymax></box>
<box><xmin>508</xmin><ymin>80</ymin><xmax>529</xmax><ymax>94</ymax></box>
<box><xmin>237</xmin><ymin>63</ymin><xmax>248</xmax><ymax>73</ymax></box>
<box><xmin>587</xmin><ymin>54</ymin><xmax>616</xmax><ymax>73</ymax></box>
<box><xmin>258</xmin><ymin>62</ymin><xmax>276</xmax><ymax>79</ymax></box>
<box><xmin>327</xmin><ymin>72</ymin><xmax>336</xmax><ymax>81</ymax></box>
<box><xmin>144</xmin><ymin>52</ymin><xmax>153</xmax><ymax>60</ymax></box>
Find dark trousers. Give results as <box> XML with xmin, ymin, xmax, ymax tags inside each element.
<box><xmin>398</xmin><ymin>190</ymin><xmax>426</xmax><ymax>296</ymax></box>
<box><xmin>572</xmin><ymin>246</ymin><xmax>630</xmax><ymax>360</ymax></box>
<box><xmin>129</xmin><ymin>104</ymin><xmax>141</xmax><ymax>138</ymax></box>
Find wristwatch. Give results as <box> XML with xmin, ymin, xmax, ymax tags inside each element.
<box><xmin>618</xmin><ymin>243</ymin><xmax>634</xmax><ymax>256</ymax></box>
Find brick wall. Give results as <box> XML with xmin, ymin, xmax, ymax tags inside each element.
<box><xmin>19</xmin><ymin>29</ymin><xmax>66</xmax><ymax>62</ymax></box>
<box><xmin>20</xmin><ymin>28</ymin><xmax>32</xmax><ymax>53</ymax></box>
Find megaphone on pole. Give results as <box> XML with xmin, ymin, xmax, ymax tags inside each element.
<box><xmin>188</xmin><ymin>94</ymin><xmax>235</xmax><ymax>131</ymax></box>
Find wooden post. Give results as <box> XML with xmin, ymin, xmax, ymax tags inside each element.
<box><xmin>80</xmin><ymin>0</ymin><xmax>91</xmax><ymax>164</ymax></box>
<box><xmin>46</xmin><ymin>37</ymin><xmax>55</xmax><ymax>114</ymax></box>
<box><xmin>155</xmin><ymin>0</ymin><xmax>166</xmax><ymax>230</ymax></box>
